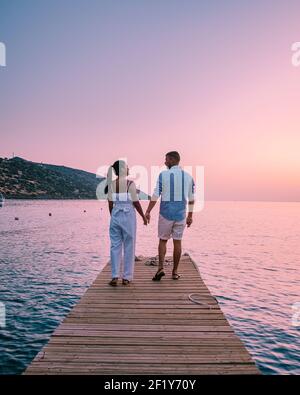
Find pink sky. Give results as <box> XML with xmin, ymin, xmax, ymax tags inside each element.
<box><xmin>0</xmin><ymin>1</ymin><xmax>299</xmax><ymax>201</ymax></box>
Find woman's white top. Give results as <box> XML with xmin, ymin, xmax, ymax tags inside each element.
<box><xmin>111</xmin><ymin>192</ymin><xmax>134</xmax><ymax>214</ymax></box>
<box><xmin>111</xmin><ymin>192</ymin><xmax>133</xmax><ymax>201</ymax></box>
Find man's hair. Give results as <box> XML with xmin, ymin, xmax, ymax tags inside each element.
<box><xmin>166</xmin><ymin>151</ymin><xmax>180</xmax><ymax>162</ymax></box>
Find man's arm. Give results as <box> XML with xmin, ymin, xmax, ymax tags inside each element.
<box><xmin>145</xmin><ymin>174</ymin><xmax>161</xmax><ymax>223</ymax></box>
<box><xmin>186</xmin><ymin>177</ymin><xmax>195</xmax><ymax>227</ymax></box>
<box><xmin>145</xmin><ymin>197</ymin><xmax>159</xmax><ymax>223</ymax></box>
<box><xmin>186</xmin><ymin>199</ymin><xmax>194</xmax><ymax>227</ymax></box>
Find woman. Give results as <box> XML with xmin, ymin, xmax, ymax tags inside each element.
<box><xmin>105</xmin><ymin>160</ymin><xmax>147</xmax><ymax>286</ymax></box>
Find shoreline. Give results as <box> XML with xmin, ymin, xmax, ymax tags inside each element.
<box><xmin>1</xmin><ymin>197</ymin><xmax>299</xmax><ymax>203</ymax></box>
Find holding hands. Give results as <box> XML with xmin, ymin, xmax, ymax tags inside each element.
<box><xmin>145</xmin><ymin>211</ymin><xmax>151</xmax><ymax>224</ymax></box>
<box><xmin>142</xmin><ymin>211</ymin><xmax>150</xmax><ymax>226</ymax></box>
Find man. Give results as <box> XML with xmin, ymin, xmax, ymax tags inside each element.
<box><xmin>145</xmin><ymin>151</ymin><xmax>195</xmax><ymax>280</ymax></box>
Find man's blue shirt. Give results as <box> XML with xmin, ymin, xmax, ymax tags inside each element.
<box><xmin>153</xmin><ymin>165</ymin><xmax>195</xmax><ymax>221</ymax></box>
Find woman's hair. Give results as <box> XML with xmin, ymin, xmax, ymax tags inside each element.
<box><xmin>104</xmin><ymin>160</ymin><xmax>127</xmax><ymax>194</ymax></box>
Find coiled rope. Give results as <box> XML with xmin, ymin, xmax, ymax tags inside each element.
<box><xmin>188</xmin><ymin>293</ymin><xmax>218</xmax><ymax>309</ymax></box>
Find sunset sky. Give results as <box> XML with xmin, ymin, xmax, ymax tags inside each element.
<box><xmin>0</xmin><ymin>0</ymin><xmax>299</xmax><ymax>201</ymax></box>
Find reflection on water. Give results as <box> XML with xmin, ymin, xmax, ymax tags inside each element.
<box><xmin>0</xmin><ymin>200</ymin><xmax>299</xmax><ymax>374</ymax></box>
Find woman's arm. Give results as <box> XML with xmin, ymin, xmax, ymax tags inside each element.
<box><xmin>107</xmin><ymin>188</ymin><xmax>114</xmax><ymax>215</ymax></box>
<box><xmin>133</xmin><ymin>200</ymin><xmax>147</xmax><ymax>225</ymax></box>
<box><xmin>128</xmin><ymin>181</ymin><xmax>147</xmax><ymax>225</ymax></box>
<box><xmin>108</xmin><ymin>200</ymin><xmax>113</xmax><ymax>215</ymax></box>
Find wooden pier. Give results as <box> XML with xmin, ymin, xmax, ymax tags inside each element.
<box><xmin>24</xmin><ymin>254</ymin><xmax>260</xmax><ymax>375</ymax></box>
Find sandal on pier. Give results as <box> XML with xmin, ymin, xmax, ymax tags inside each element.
<box><xmin>109</xmin><ymin>278</ymin><xmax>118</xmax><ymax>286</ymax></box>
<box><xmin>152</xmin><ymin>268</ymin><xmax>165</xmax><ymax>281</ymax></box>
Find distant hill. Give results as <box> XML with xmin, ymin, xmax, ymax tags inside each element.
<box><xmin>0</xmin><ymin>156</ymin><xmax>149</xmax><ymax>200</ymax></box>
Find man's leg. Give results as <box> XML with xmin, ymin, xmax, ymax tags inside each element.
<box><xmin>172</xmin><ymin>239</ymin><xmax>182</xmax><ymax>274</ymax></box>
<box><xmin>158</xmin><ymin>239</ymin><xmax>168</xmax><ymax>270</ymax></box>
<box><xmin>157</xmin><ymin>214</ymin><xmax>171</xmax><ymax>272</ymax></box>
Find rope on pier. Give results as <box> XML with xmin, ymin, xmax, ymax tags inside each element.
<box><xmin>188</xmin><ymin>293</ymin><xmax>218</xmax><ymax>309</ymax></box>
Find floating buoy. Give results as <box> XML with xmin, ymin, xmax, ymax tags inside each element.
<box><xmin>15</xmin><ymin>217</ymin><xmax>19</xmax><ymax>220</ymax></box>
<box><xmin>84</xmin><ymin>210</ymin><xmax>86</xmax><ymax>213</ymax></box>
<box><xmin>49</xmin><ymin>213</ymin><xmax>52</xmax><ymax>216</ymax></box>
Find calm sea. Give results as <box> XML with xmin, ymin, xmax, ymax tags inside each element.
<box><xmin>0</xmin><ymin>199</ymin><xmax>299</xmax><ymax>375</ymax></box>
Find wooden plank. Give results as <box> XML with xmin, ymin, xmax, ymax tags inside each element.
<box><xmin>48</xmin><ymin>336</ymin><xmax>245</xmax><ymax>346</ymax></box>
<box><xmin>24</xmin><ymin>255</ymin><xmax>260</xmax><ymax>375</ymax></box>
<box><xmin>55</xmin><ymin>323</ymin><xmax>233</xmax><ymax>331</ymax></box>
<box><xmin>41</xmin><ymin>345</ymin><xmax>251</xmax><ymax>354</ymax></box>
<box><xmin>25</xmin><ymin>363</ymin><xmax>259</xmax><ymax>375</ymax></box>
<box><xmin>66</xmin><ymin>318</ymin><xmax>225</xmax><ymax>323</ymax></box>
<box><xmin>31</xmin><ymin>354</ymin><xmax>254</xmax><ymax>364</ymax></box>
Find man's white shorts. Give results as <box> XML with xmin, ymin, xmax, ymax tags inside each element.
<box><xmin>158</xmin><ymin>214</ymin><xmax>186</xmax><ymax>240</ymax></box>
